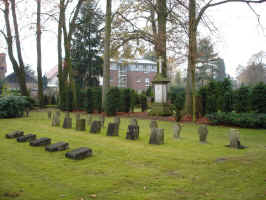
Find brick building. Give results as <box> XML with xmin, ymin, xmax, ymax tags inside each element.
<box><xmin>109</xmin><ymin>58</ymin><xmax>157</xmax><ymax>93</ymax></box>
<box><xmin>0</xmin><ymin>53</ymin><xmax>7</xmax><ymax>80</ymax></box>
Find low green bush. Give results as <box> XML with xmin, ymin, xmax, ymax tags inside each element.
<box><xmin>92</xmin><ymin>87</ymin><xmax>102</xmax><ymax>113</ymax></box>
<box><xmin>251</xmin><ymin>82</ymin><xmax>266</xmax><ymax>113</ymax></box>
<box><xmin>0</xmin><ymin>96</ymin><xmax>30</xmax><ymax>118</ymax></box>
<box><xmin>119</xmin><ymin>88</ymin><xmax>131</xmax><ymax>113</ymax></box>
<box><xmin>104</xmin><ymin>87</ymin><xmax>120</xmax><ymax>116</ymax></box>
<box><xmin>234</xmin><ymin>85</ymin><xmax>250</xmax><ymax>113</ymax></box>
<box><xmin>207</xmin><ymin>112</ymin><xmax>266</xmax><ymax>129</ymax></box>
<box><xmin>140</xmin><ymin>94</ymin><xmax>147</xmax><ymax>112</ymax></box>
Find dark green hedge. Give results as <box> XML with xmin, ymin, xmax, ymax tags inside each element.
<box><xmin>207</xmin><ymin>112</ymin><xmax>266</xmax><ymax>129</ymax></box>
<box><xmin>104</xmin><ymin>87</ymin><xmax>120</xmax><ymax>116</ymax></box>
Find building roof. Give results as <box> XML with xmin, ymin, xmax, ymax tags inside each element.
<box><xmin>46</xmin><ymin>65</ymin><xmax>58</xmax><ymax>80</ymax></box>
<box><xmin>110</xmin><ymin>58</ymin><xmax>156</xmax><ymax>65</ymax></box>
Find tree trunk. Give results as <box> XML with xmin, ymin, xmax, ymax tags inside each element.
<box><xmin>102</xmin><ymin>0</ymin><xmax>112</xmax><ymax>109</ymax></box>
<box><xmin>36</xmin><ymin>0</ymin><xmax>44</xmax><ymax>107</ymax></box>
<box><xmin>3</xmin><ymin>0</ymin><xmax>28</xmax><ymax>96</ymax></box>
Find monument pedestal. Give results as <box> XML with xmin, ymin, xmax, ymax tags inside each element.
<box><xmin>150</xmin><ymin>74</ymin><xmax>172</xmax><ymax>116</ymax></box>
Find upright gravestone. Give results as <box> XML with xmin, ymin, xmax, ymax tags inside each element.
<box><xmin>130</xmin><ymin>118</ymin><xmax>138</xmax><ymax>126</ymax></box>
<box><xmin>52</xmin><ymin>113</ymin><xmax>60</xmax><ymax>127</ymax></box>
<box><xmin>6</xmin><ymin>131</ymin><xmax>24</xmax><ymax>139</ymax></box>
<box><xmin>198</xmin><ymin>125</ymin><xmax>208</xmax><ymax>143</ymax></box>
<box><xmin>106</xmin><ymin>123</ymin><xmax>119</xmax><ymax>136</ymax></box>
<box><xmin>149</xmin><ymin>120</ymin><xmax>158</xmax><ymax>129</ymax></box>
<box><xmin>99</xmin><ymin>115</ymin><xmax>105</xmax><ymax>128</ymax></box>
<box><xmin>87</xmin><ymin>114</ymin><xmax>92</xmax><ymax>125</ymax></box>
<box><xmin>90</xmin><ymin>121</ymin><xmax>101</xmax><ymax>134</ymax></box>
<box><xmin>173</xmin><ymin>123</ymin><xmax>182</xmax><ymax>139</ymax></box>
<box><xmin>226</xmin><ymin>129</ymin><xmax>247</xmax><ymax>149</ymax></box>
<box><xmin>63</xmin><ymin>116</ymin><xmax>72</xmax><ymax>129</ymax></box>
<box><xmin>25</xmin><ymin>108</ymin><xmax>30</xmax><ymax>117</ymax></box>
<box><xmin>48</xmin><ymin>111</ymin><xmax>52</xmax><ymax>119</ymax></box>
<box><xmin>126</xmin><ymin>125</ymin><xmax>139</xmax><ymax>140</ymax></box>
<box><xmin>76</xmin><ymin>119</ymin><xmax>86</xmax><ymax>131</ymax></box>
<box><xmin>149</xmin><ymin>128</ymin><xmax>164</xmax><ymax>145</ymax></box>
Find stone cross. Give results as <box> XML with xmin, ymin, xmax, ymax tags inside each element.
<box><xmin>158</xmin><ymin>56</ymin><xmax>163</xmax><ymax>74</ymax></box>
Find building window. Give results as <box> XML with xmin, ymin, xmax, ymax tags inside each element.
<box><xmin>145</xmin><ymin>78</ymin><xmax>150</xmax><ymax>87</ymax></box>
<box><xmin>152</xmin><ymin>65</ymin><xmax>157</xmax><ymax>72</ymax></box>
<box><xmin>144</xmin><ymin>65</ymin><xmax>149</xmax><ymax>73</ymax></box>
<box><xmin>111</xmin><ymin>63</ymin><xmax>117</xmax><ymax>70</ymax></box>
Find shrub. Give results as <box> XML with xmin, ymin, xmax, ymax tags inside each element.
<box><xmin>251</xmin><ymin>82</ymin><xmax>266</xmax><ymax>113</ymax></box>
<box><xmin>234</xmin><ymin>85</ymin><xmax>250</xmax><ymax>113</ymax></box>
<box><xmin>130</xmin><ymin>90</ymin><xmax>137</xmax><ymax>112</ymax></box>
<box><xmin>207</xmin><ymin>112</ymin><xmax>266</xmax><ymax>129</ymax></box>
<box><xmin>119</xmin><ymin>88</ymin><xmax>131</xmax><ymax>113</ymax></box>
<box><xmin>65</xmin><ymin>87</ymin><xmax>73</xmax><ymax>111</ymax></box>
<box><xmin>51</xmin><ymin>95</ymin><xmax>57</xmax><ymax>105</ymax></box>
<box><xmin>92</xmin><ymin>87</ymin><xmax>102</xmax><ymax>113</ymax></box>
<box><xmin>140</xmin><ymin>94</ymin><xmax>147</xmax><ymax>112</ymax></box>
<box><xmin>104</xmin><ymin>87</ymin><xmax>120</xmax><ymax>116</ymax></box>
<box><xmin>0</xmin><ymin>96</ymin><xmax>30</xmax><ymax>118</ymax></box>
<box><xmin>86</xmin><ymin>88</ymin><xmax>93</xmax><ymax>113</ymax></box>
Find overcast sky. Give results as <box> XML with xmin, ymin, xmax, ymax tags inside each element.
<box><xmin>1</xmin><ymin>1</ymin><xmax>265</xmax><ymax>78</ymax></box>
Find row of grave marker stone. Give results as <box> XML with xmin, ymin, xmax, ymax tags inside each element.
<box><xmin>5</xmin><ymin>130</ymin><xmax>93</xmax><ymax>160</ymax></box>
<box><xmin>49</xmin><ymin>111</ymin><xmax>246</xmax><ymax>149</ymax></box>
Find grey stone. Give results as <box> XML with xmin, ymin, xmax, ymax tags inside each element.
<box><xmin>65</xmin><ymin>147</ymin><xmax>92</xmax><ymax>160</ymax></box>
<box><xmin>106</xmin><ymin>123</ymin><xmax>119</xmax><ymax>136</ymax></box>
<box><xmin>76</xmin><ymin>119</ymin><xmax>86</xmax><ymax>131</ymax></box>
<box><xmin>45</xmin><ymin>142</ymin><xmax>69</xmax><ymax>152</ymax></box>
<box><xmin>130</xmin><ymin>118</ymin><xmax>138</xmax><ymax>126</ymax></box>
<box><xmin>48</xmin><ymin>111</ymin><xmax>52</xmax><ymax>119</ymax></box>
<box><xmin>225</xmin><ymin>129</ymin><xmax>247</xmax><ymax>149</ymax></box>
<box><xmin>63</xmin><ymin>117</ymin><xmax>72</xmax><ymax>129</ymax></box>
<box><xmin>149</xmin><ymin>128</ymin><xmax>164</xmax><ymax>145</ymax></box>
<box><xmin>30</xmin><ymin>137</ymin><xmax>51</xmax><ymax>146</ymax></box>
<box><xmin>149</xmin><ymin>120</ymin><xmax>158</xmax><ymax>129</ymax></box>
<box><xmin>173</xmin><ymin>123</ymin><xmax>182</xmax><ymax>139</ymax></box>
<box><xmin>17</xmin><ymin>134</ymin><xmax>36</xmax><ymax>142</ymax></box>
<box><xmin>52</xmin><ymin>114</ymin><xmax>60</xmax><ymax>127</ymax></box>
<box><xmin>90</xmin><ymin>121</ymin><xmax>101</xmax><ymax>134</ymax></box>
<box><xmin>126</xmin><ymin>125</ymin><xmax>139</xmax><ymax>140</ymax></box>
<box><xmin>198</xmin><ymin>125</ymin><xmax>208</xmax><ymax>143</ymax></box>
<box><xmin>6</xmin><ymin>131</ymin><xmax>24</xmax><ymax>139</ymax></box>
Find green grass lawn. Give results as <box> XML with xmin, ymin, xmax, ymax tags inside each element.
<box><xmin>0</xmin><ymin>110</ymin><xmax>265</xmax><ymax>200</ymax></box>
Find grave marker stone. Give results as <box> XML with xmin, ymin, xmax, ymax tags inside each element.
<box><xmin>198</xmin><ymin>125</ymin><xmax>208</xmax><ymax>143</ymax></box>
<box><xmin>30</xmin><ymin>137</ymin><xmax>51</xmax><ymax>146</ymax></box>
<box><xmin>126</xmin><ymin>125</ymin><xmax>139</xmax><ymax>140</ymax></box>
<box><xmin>25</xmin><ymin>108</ymin><xmax>30</xmax><ymax>117</ymax></box>
<box><xmin>65</xmin><ymin>147</ymin><xmax>92</xmax><ymax>160</ymax></box>
<box><xmin>52</xmin><ymin>114</ymin><xmax>60</xmax><ymax>127</ymax></box>
<box><xmin>17</xmin><ymin>134</ymin><xmax>36</xmax><ymax>142</ymax></box>
<box><xmin>90</xmin><ymin>121</ymin><xmax>101</xmax><ymax>134</ymax></box>
<box><xmin>226</xmin><ymin>129</ymin><xmax>247</xmax><ymax>149</ymax></box>
<box><xmin>149</xmin><ymin>128</ymin><xmax>164</xmax><ymax>145</ymax></box>
<box><xmin>76</xmin><ymin>119</ymin><xmax>86</xmax><ymax>131</ymax></box>
<box><xmin>63</xmin><ymin>117</ymin><xmax>72</xmax><ymax>129</ymax></box>
<box><xmin>6</xmin><ymin>131</ymin><xmax>24</xmax><ymax>139</ymax></box>
<box><xmin>173</xmin><ymin>123</ymin><xmax>182</xmax><ymax>139</ymax></box>
<box><xmin>106</xmin><ymin>123</ymin><xmax>119</xmax><ymax>136</ymax></box>
<box><xmin>45</xmin><ymin>142</ymin><xmax>69</xmax><ymax>152</ymax></box>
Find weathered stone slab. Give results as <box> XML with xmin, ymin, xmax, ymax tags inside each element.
<box><xmin>30</xmin><ymin>137</ymin><xmax>51</xmax><ymax>146</ymax></box>
<box><xmin>65</xmin><ymin>147</ymin><xmax>92</xmax><ymax>160</ymax></box>
<box><xmin>17</xmin><ymin>134</ymin><xmax>36</xmax><ymax>142</ymax></box>
<box><xmin>48</xmin><ymin>111</ymin><xmax>52</xmax><ymax>119</ymax></box>
<box><xmin>90</xmin><ymin>121</ymin><xmax>101</xmax><ymax>134</ymax></box>
<box><xmin>149</xmin><ymin>128</ymin><xmax>164</xmax><ymax>145</ymax></box>
<box><xmin>126</xmin><ymin>125</ymin><xmax>139</xmax><ymax>140</ymax></box>
<box><xmin>52</xmin><ymin>114</ymin><xmax>60</xmax><ymax>127</ymax></box>
<box><xmin>6</xmin><ymin>131</ymin><xmax>24</xmax><ymax>139</ymax></box>
<box><xmin>87</xmin><ymin>114</ymin><xmax>92</xmax><ymax>125</ymax></box>
<box><xmin>63</xmin><ymin>117</ymin><xmax>72</xmax><ymax>129</ymax></box>
<box><xmin>130</xmin><ymin>118</ymin><xmax>138</xmax><ymax>126</ymax></box>
<box><xmin>45</xmin><ymin>142</ymin><xmax>69</xmax><ymax>152</ymax></box>
<box><xmin>106</xmin><ymin>123</ymin><xmax>119</xmax><ymax>136</ymax></box>
<box><xmin>173</xmin><ymin>123</ymin><xmax>182</xmax><ymax>139</ymax></box>
<box><xmin>149</xmin><ymin>120</ymin><xmax>158</xmax><ymax>129</ymax></box>
<box><xmin>198</xmin><ymin>125</ymin><xmax>208</xmax><ymax>143</ymax></box>
<box><xmin>225</xmin><ymin>129</ymin><xmax>247</xmax><ymax>149</ymax></box>
<box><xmin>99</xmin><ymin>115</ymin><xmax>105</xmax><ymax>128</ymax></box>
<box><xmin>76</xmin><ymin>119</ymin><xmax>86</xmax><ymax>131</ymax></box>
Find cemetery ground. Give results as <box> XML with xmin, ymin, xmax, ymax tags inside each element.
<box><xmin>0</xmin><ymin>110</ymin><xmax>266</xmax><ymax>200</ymax></box>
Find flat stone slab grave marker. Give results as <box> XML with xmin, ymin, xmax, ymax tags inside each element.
<box><xmin>106</xmin><ymin>123</ymin><xmax>119</xmax><ymax>136</ymax></box>
<box><xmin>45</xmin><ymin>142</ymin><xmax>69</xmax><ymax>152</ymax></box>
<box><xmin>65</xmin><ymin>147</ymin><xmax>92</xmax><ymax>160</ymax></box>
<box><xmin>17</xmin><ymin>134</ymin><xmax>36</xmax><ymax>142</ymax></box>
<box><xmin>90</xmin><ymin>121</ymin><xmax>101</xmax><ymax>134</ymax></box>
<box><xmin>225</xmin><ymin>129</ymin><xmax>247</xmax><ymax>149</ymax></box>
<box><xmin>6</xmin><ymin>131</ymin><xmax>24</xmax><ymax>139</ymax></box>
<box><xmin>30</xmin><ymin>137</ymin><xmax>51</xmax><ymax>146</ymax></box>
<box><xmin>126</xmin><ymin>125</ymin><xmax>139</xmax><ymax>140</ymax></box>
<box><xmin>149</xmin><ymin>128</ymin><xmax>164</xmax><ymax>145</ymax></box>
<box><xmin>198</xmin><ymin>125</ymin><xmax>208</xmax><ymax>143</ymax></box>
